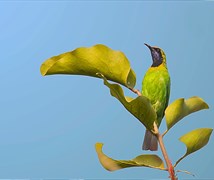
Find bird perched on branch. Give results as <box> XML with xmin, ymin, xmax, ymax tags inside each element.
<box><xmin>142</xmin><ymin>43</ymin><xmax>170</xmax><ymax>151</ymax></box>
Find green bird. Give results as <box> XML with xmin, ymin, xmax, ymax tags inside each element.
<box><xmin>142</xmin><ymin>43</ymin><xmax>170</xmax><ymax>151</ymax></box>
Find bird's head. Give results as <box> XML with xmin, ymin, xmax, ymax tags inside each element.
<box><xmin>144</xmin><ymin>43</ymin><xmax>166</xmax><ymax>67</ymax></box>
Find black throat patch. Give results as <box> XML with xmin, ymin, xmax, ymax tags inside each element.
<box><xmin>151</xmin><ymin>48</ymin><xmax>163</xmax><ymax>67</ymax></box>
<box><xmin>151</xmin><ymin>59</ymin><xmax>163</xmax><ymax>67</ymax></box>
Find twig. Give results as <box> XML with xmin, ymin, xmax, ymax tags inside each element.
<box><xmin>129</xmin><ymin>88</ymin><xmax>142</xmax><ymax>96</ymax></box>
<box><xmin>176</xmin><ymin>169</ymin><xmax>195</xmax><ymax>177</ymax></box>
<box><xmin>154</xmin><ymin>123</ymin><xmax>177</xmax><ymax>180</ymax></box>
<box><xmin>162</xmin><ymin>130</ymin><xmax>168</xmax><ymax>137</ymax></box>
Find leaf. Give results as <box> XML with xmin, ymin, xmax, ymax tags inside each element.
<box><xmin>98</xmin><ymin>73</ymin><xmax>156</xmax><ymax>131</ymax></box>
<box><xmin>95</xmin><ymin>143</ymin><xmax>165</xmax><ymax>171</ymax></box>
<box><xmin>165</xmin><ymin>96</ymin><xmax>209</xmax><ymax>131</ymax></box>
<box><xmin>40</xmin><ymin>44</ymin><xmax>136</xmax><ymax>88</ymax></box>
<box><xmin>175</xmin><ymin>128</ymin><xmax>213</xmax><ymax>167</ymax></box>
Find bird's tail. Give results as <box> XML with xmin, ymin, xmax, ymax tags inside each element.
<box><xmin>142</xmin><ymin>129</ymin><xmax>158</xmax><ymax>151</ymax></box>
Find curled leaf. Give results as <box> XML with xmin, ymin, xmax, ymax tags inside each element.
<box><xmin>40</xmin><ymin>44</ymin><xmax>136</xmax><ymax>88</ymax></box>
<box><xmin>175</xmin><ymin>128</ymin><xmax>213</xmax><ymax>167</ymax></box>
<box><xmin>95</xmin><ymin>143</ymin><xmax>165</xmax><ymax>171</ymax></box>
<box><xmin>97</xmin><ymin>73</ymin><xmax>156</xmax><ymax>131</ymax></box>
<box><xmin>165</xmin><ymin>96</ymin><xmax>209</xmax><ymax>131</ymax></box>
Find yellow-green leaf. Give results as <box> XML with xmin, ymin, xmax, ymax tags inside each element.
<box><xmin>40</xmin><ymin>44</ymin><xmax>136</xmax><ymax>88</ymax></box>
<box><xmin>165</xmin><ymin>96</ymin><xmax>209</xmax><ymax>131</ymax></box>
<box><xmin>175</xmin><ymin>128</ymin><xmax>213</xmax><ymax>167</ymax></box>
<box><xmin>95</xmin><ymin>143</ymin><xmax>165</xmax><ymax>171</ymax></box>
<box><xmin>98</xmin><ymin>74</ymin><xmax>156</xmax><ymax>131</ymax></box>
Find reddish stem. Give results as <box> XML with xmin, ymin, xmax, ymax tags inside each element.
<box><xmin>154</xmin><ymin>123</ymin><xmax>177</xmax><ymax>180</ymax></box>
<box><xmin>129</xmin><ymin>88</ymin><xmax>142</xmax><ymax>96</ymax></box>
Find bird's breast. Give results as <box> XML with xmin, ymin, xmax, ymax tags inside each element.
<box><xmin>142</xmin><ymin>66</ymin><xmax>170</xmax><ymax>122</ymax></box>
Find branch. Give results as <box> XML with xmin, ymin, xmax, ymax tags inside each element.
<box><xmin>129</xmin><ymin>88</ymin><xmax>142</xmax><ymax>96</ymax></box>
<box><xmin>154</xmin><ymin>123</ymin><xmax>177</xmax><ymax>180</ymax></box>
<box><xmin>162</xmin><ymin>130</ymin><xmax>168</xmax><ymax>137</ymax></box>
<box><xmin>176</xmin><ymin>169</ymin><xmax>195</xmax><ymax>177</ymax></box>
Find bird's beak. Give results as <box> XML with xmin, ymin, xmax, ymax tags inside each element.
<box><xmin>144</xmin><ymin>43</ymin><xmax>153</xmax><ymax>51</ymax></box>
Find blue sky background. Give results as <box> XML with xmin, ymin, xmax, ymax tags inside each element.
<box><xmin>0</xmin><ymin>1</ymin><xmax>214</xmax><ymax>179</ymax></box>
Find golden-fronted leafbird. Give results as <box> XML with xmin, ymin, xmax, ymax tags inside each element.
<box><xmin>142</xmin><ymin>43</ymin><xmax>170</xmax><ymax>151</ymax></box>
